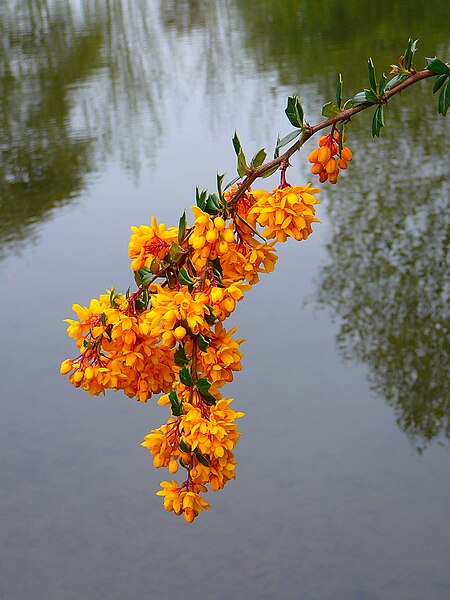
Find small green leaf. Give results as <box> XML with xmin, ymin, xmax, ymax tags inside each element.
<box><xmin>404</xmin><ymin>38</ymin><xmax>418</xmax><ymax>72</ymax></box>
<box><xmin>276</xmin><ymin>130</ymin><xmax>301</xmax><ymax>149</ymax></box>
<box><xmin>217</xmin><ymin>172</ymin><xmax>225</xmax><ymax>202</ymax></box>
<box><xmin>261</xmin><ymin>165</ymin><xmax>280</xmax><ymax>179</ymax></box>
<box><xmin>205</xmin><ymin>305</ymin><xmax>217</xmax><ymax>325</ymax></box>
<box><xmin>179</xmin><ymin>366</ymin><xmax>193</xmax><ymax>387</ymax></box>
<box><xmin>352</xmin><ymin>91</ymin><xmax>368</xmax><ymax>105</ymax></box>
<box><xmin>205</xmin><ymin>193</ymin><xmax>221</xmax><ymax>215</ymax></box>
<box><xmin>438</xmin><ymin>80</ymin><xmax>449</xmax><ymax>116</ymax></box>
<box><xmin>196</xmin><ymin>333</ymin><xmax>210</xmax><ymax>352</ymax></box>
<box><xmin>178</xmin><ymin>212</ymin><xmax>186</xmax><ymax>245</ymax></box>
<box><xmin>232</xmin><ymin>131</ymin><xmax>242</xmax><ymax>156</ymax></box>
<box><xmin>285</xmin><ymin>95</ymin><xmax>304</xmax><ymax>128</ymax></box>
<box><xmin>425</xmin><ymin>57</ymin><xmax>450</xmax><ymax>75</ymax></box>
<box><xmin>336</xmin><ymin>73</ymin><xmax>343</xmax><ymax>108</ymax></box>
<box><xmin>174</xmin><ymin>345</ymin><xmax>189</xmax><ymax>367</ymax></box>
<box><xmin>224</xmin><ymin>175</ymin><xmax>240</xmax><ymax>189</ymax></box>
<box><xmin>274</xmin><ymin>137</ymin><xmax>280</xmax><ymax>159</ymax></box>
<box><xmin>138</xmin><ymin>266</ymin><xmax>153</xmax><ymax>286</ymax></box>
<box><xmin>368</xmin><ymin>58</ymin><xmax>377</xmax><ymax>92</ymax></box>
<box><xmin>433</xmin><ymin>73</ymin><xmax>448</xmax><ymax>94</ymax></box>
<box><xmin>178</xmin><ymin>266</ymin><xmax>195</xmax><ymax>286</ymax></box>
<box><xmin>195</xmin><ymin>452</ymin><xmax>210</xmax><ymax>467</ymax></box>
<box><xmin>237</xmin><ymin>152</ymin><xmax>249</xmax><ymax>177</ymax></box>
<box><xmin>364</xmin><ymin>89</ymin><xmax>378</xmax><ymax>103</ymax></box>
<box><xmin>372</xmin><ymin>104</ymin><xmax>385</xmax><ymax>137</ymax></box>
<box><xmin>251</xmin><ymin>148</ymin><xmax>267</xmax><ymax>168</ymax></box>
<box><xmin>101</xmin><ymin>312</ymin><xmax>107</xmax><ymax>326</ymax></box>
<box><xmin>179</xmin><ymin>438</ymin><xmax>190</xmax><ymax>453</ymax></box>
<box><xmin>385</xmin><ymin>73</ymin><xmax>407</xmax><ymax>91</ymax></box>
<box><xmin>322</xmin><ymin>101</ymin><xmax>339</xmax><ymax>118</ymax></box>
<box><xmin>196</xmin><ymin>378</ymin><xmax>217</xmax><ymax>405</ymax></box>
<box><xmin>169</xmin><ymin>390</ymin><xmax>182</xmax><ymax>416</ymax></box>
<box><xmin>196</xmin><ymin>186</ymin><xmax>207</xmax><ymax>211</ymax></box>
<box><xmin>168</xmin><ymin>242</ymin><xmax>184</xmax><ymax>263</ymax></box>
<box><xmin>378</xmin><ymin>73</ymin><xmax>387</xmax><ymax>98</ymax></box>
<box><xmin>232</xmin><ymin>133</ymin><xmax>249</xmax><ymax>176</ymax></box>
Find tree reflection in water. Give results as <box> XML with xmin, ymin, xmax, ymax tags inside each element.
<box><xmin>316</xmin><ymin>127</ymin><xmax>449</xmax><ymax>451</ymax></box>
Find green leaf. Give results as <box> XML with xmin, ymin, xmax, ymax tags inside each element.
<box><xmin>364</xmin><ymin>89</ymin><xmax>378</xmax><ymax>103</ymax></box>
<box><xmin>322</xmin><ymin>101</ymin><xmax>339</xmax><ymax>118</ymax></box>
<box><xmin>274</xmin><ymin>137</ymin><xmax>280</xmax><ymax>159</ymax></box>
<box><xmin>372</xmin><ymin>104</ymin><xmax>385</xmax><ymax>137</ymax></box>
<box><xmin>404</xmin><ymin>38</ymin><xmax>418</xmax><ymax>72</ymax></box>
<box><xmin>205</xmin><ymin>305</ymin><xmax>217</xmax><ymax>325</ymax></box>
<box><xmin>352</xmin><ymin>91</ymin><xmax>368</xmax><ymax>105</ymax></box>
<box><xmin>378</xmin><ymin>73</ymin><xmax>387</xmax><ymax>98</ymax></box>
<box><xmin>237</xmin><ymin>152</ymin><xmax>249</xmax><ymax>177</ymax></box>
<box><xmin>217</xmin><ymin>173</ymin><xmax>225</xmax><ymax>202</ymax></box>
<box><xmin>285</xmin><ymin>95</ymin><xmax>304</xmax><ymax>128</ymax></box>
<box><xmin>178</xmin><ymin>266</ymin><xmax>194</xmax><ymax>285</ymax></box>
<box><xmin>425</xmin><ymin>57</ymin><xmax>450</xmax><ymax>75</ymax></box>
<box><xmin>196</xmin><ymin>333</ymin><xmax>210</xmax><ymax>352</ymax></box>
<box><xmin>178</xmin><ymin>212</ymin><xmax>186</xmax><ymax>245</ymax></box>
<box><xmin>168</xmin><ymin>242</ymin><xmax>184</xmax><ymax>263</ymax></box>
<box><xmin>179</xmin><ymin>366</ymin><xmax>193</xmax><ymax>387</ymax></box>
<box><xmin>174</xmin><ymin>345</ymin><xmax>189</xmax><ymax>367</ymax></box>
<box><xmin>224</xmin><ymin>175</ymin><xmax>240</xmax><ymax>190</ymax></box>
<box><xmin>101</xmin><ymin>312</ymin><xmax>107</xmax><ymax>326</ymax></box>
<box><xmin>368</xmin><ymin>58</ymin><xmax>377</xmax><ymax>92</ymax></box>
<box><xmin>276</xmin><ymin>130</ymin><xmax>301</xmax><ymax>149</ymax></box>
<box><xmin>232</xmin><ymin>131</ymin><xmax>242</xmax><ymax>156</ymax></box>
<box><xmin>109</xmin><ymin>288</ymin><xmax>118</xmax><ymax>308</ymax></box>
<box><xmin>196</xmin><ymin>378</ymin><xmax>217</xmax><ymax>405</ymax></box>
<box><xmin>196</xmin><ymin>186</ymin><xmax>208</xmax><ymax>211</ymax></box>
<box><xmin>251</xmin><ymin>148</ymin><xmax>267</xmax><ymax>168</ymax></box>
<box><xmin>385</xmin><ymin>73</ymin><xmax>407</xmax><ymax>91</ymax></box>
<box><xmin>261</xmin><ymin>165</ymin><xmax>280</xmax><ymax>179</ymax></box>
<box><xmin>125</xmin><ymin>287</ymin><xmax>131</xmax><ymax>299</ymax></box>
<box><xmin>336</xmin><ymin>73</ymin><xmax>343</xmax><ymax>108</ymax></box>
<box><xmin>205</xmin><ymin>193</ymin><xmax>221</xmax><ymax>215</ymax></box>
<box><xmin>438</xmin><ymin>80</ymin><xmax>449</xmax><ymax>116</ymax></box>
<box><xmin>433</xmin><ymin>73</ymin><xmax>448</xmax><ymax>94</ymax></box>
<box><xmin>179</xmin><ymin>438</ymin><xmax>190</xmax><ymax>453</ymax></box>
<box><xmin>169</xmin><ymin>390</ymin><xmax>182</xmax><ymax>416</ymax></box>
<box><xmin>233</xmin><ymin>132</ymin><xmax>249</xmax><ymax>177</ymax></box>
<box><xmin>195</xmin><ymin>452</ymin><xmax>210</xmax><ymax>467</ymax></box>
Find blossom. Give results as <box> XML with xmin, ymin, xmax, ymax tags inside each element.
<box><xmin>249</xmin><ymin>185</ymin><xmax>320</xmax><ymax>242</ymax></box>
<box><xmin>129</xmin><ymin>215</ymin><xmax>179</xmax><ymax>271</ymax></box>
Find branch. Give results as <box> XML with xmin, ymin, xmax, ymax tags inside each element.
<box><xmin>229</xmin><ymin>68</ymin><xmax>440</xmax><ymax>208</ymax></box>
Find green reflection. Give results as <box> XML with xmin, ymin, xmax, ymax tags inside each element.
<box><xmin>234</xmin><ymin>0</ymin><xmax>449</xmax><ymax>94</ymax></box>
<box><xmin>0</xmin><ymin>1</ymin><xmax>104</xmax><ymax>258</ymax></box>
<box><xmin>316</xmin><ymin>125</ymin><xmax>449</xmax><ymax>450</ymax></box>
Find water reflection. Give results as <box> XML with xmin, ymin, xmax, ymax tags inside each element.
<box><xmin>0</xmin><ymin>1</ymin><xmax>103</xmax><ymax>258</ymax></box>
<box><xmin>0</xmin><ymin>0</ymin><xmax>238</xmax><ymax>259</ymax></box>
<box><xmin>316</xmin><ymin>129</ymin><xmax>449</xmax><ymax>450</ymax></box>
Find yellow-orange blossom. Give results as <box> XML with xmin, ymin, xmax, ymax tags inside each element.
<box><xmin>61</xmin><ymin>182</ymin><xmax>323</xmax><ymax>522</ymax></box>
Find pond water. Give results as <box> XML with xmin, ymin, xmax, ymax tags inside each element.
<box><xmin>0</xmin><ymin>1</ymin><xmax>449</xmax><ymax>599</ymax></box>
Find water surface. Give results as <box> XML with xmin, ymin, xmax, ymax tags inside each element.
<box><xmin>0</xmin><ymin>2</ymin><xmax>449</xmax><ymax>599</ymax></box>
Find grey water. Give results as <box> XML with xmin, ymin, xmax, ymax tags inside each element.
<box><xmin>0</xmin><ymin>1</ymin><xmax>449</xmax><ymax>599</ymax></box>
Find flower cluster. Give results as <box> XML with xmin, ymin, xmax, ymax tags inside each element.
<box><xmin>308</xmin><ymin>130</ymin><xmax>353</xmax><ymax>184</ymax></box>
<box><xmin>61</xmin><ymin>175</ymin><xmax>320</xmax><ymax>521</ymax></box>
